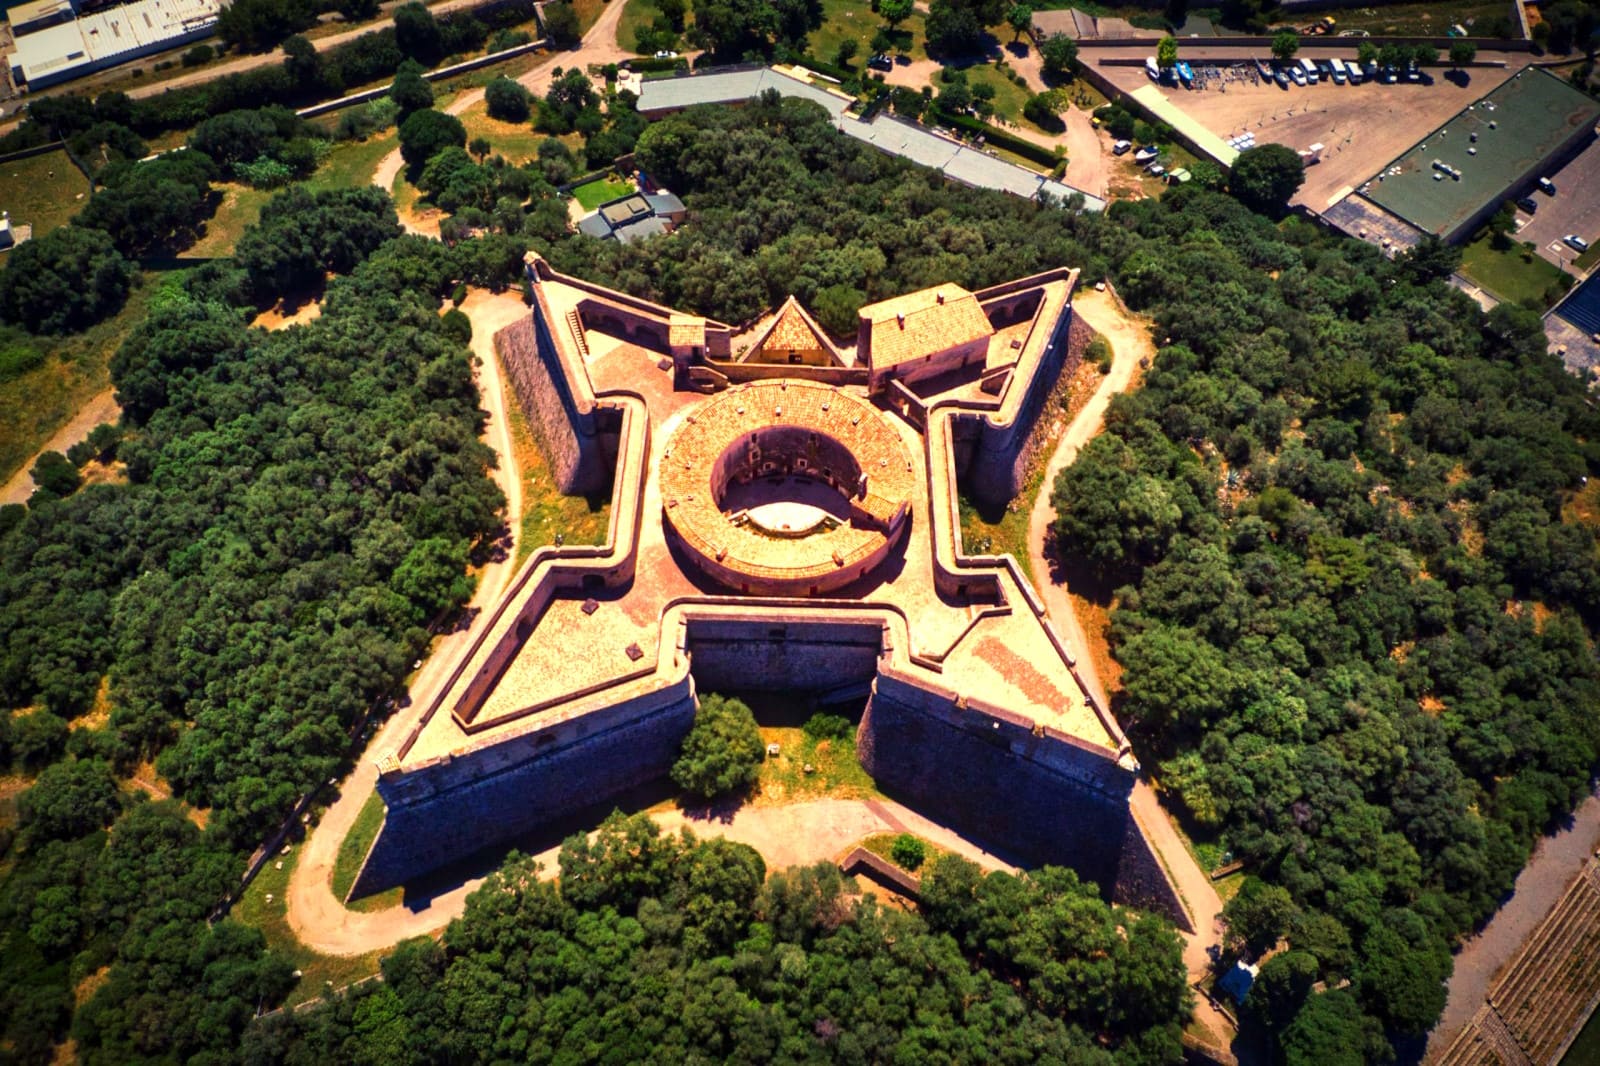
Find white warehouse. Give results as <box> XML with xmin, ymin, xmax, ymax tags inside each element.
<box><xmin>9</xmin><ymin>0</ymin><xmax>222</xmax><ymax>90</ymax></box>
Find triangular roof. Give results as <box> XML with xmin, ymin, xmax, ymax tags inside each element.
<box><xmin>745</xmin><ymin>295</ymin><xmax>847</xmax><ymax>365</ymax></box>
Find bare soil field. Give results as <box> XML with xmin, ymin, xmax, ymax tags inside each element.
<box><xmin>1093</xmin><ymin>58</ymin><xmax>1518</xmax><ymax>210</ymax></box>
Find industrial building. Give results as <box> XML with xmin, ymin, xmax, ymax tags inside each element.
<box><xmin>1342</xmin><ymin>68</ymin><xmax>1600</xmax><ymax>246</ymax></box>
<box><xmin>8</xmin><ymin>0</ymin><xmax>222</xmax><ymax>90</ymax></box>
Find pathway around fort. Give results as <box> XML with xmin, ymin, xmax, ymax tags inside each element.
<box><xmin>1025</xmin><ymin>289</ymin><xmax>1236</xmax><ymax>1054</ymax></box>
<box><xmin>289</xmin><ymin>795</ymin><xmax>1016</xmax><ymax>956</ymax></box>
<box><xmin>284</xmin><ymin>289</ymin><xmax>525</xmax><ymax>955</ymax></box>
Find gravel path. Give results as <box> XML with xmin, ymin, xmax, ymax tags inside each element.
<box><xmin>289</xmin><ymin>794</ymin><xmax>1016</xmax><ymax>957</ymax></box>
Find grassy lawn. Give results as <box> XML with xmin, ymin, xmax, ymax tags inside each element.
<box><xmin>187</xmin><ymin>183</ymin><xmax>276</xmax><ymax>259</ymax></box>
<box><xmin>0</xmin><ymin>277</ymin><xmax>170</xmax><ymax>485</ymax></box>
<box><xmin>232</xmin><ymin>840</ymin><xmax>391</xmax><ymax>1007</ymax></box>
<box><xmin>810</xmin><ymin>0</ymin><xmax>928</xmax><ymax>66</ymax></box>
<box><xmin>959</xmin><ymin>480</ymin><xmax>1037</xmax><ymax>586</ymax></box>
<box><xmin>1460</xmin><ymin>232</ymin><xmax>1571</xmax><ymax>308</ymax></box>
<box><xmin>330</xmin><ymin>790</ymin><xmax>403</xmax><ymax>911</ymax></box>
<box><xmin>307</xmin><ymin>128</ymin><xmax>401</xmax><ymax>192</ymax></box>
<box><xmin>754</xmin><ymin>724</ymin><xmax>880</xmax><ymax>805</ymax></box>
<box><xmin>618</xmin><ymin>0</ymin><xmax>683</xmax><ymax>54</ymax></box>
<box><xmin>1574</xmin><ymin>244</ymin><xmax>1600</xmax><ymax>272</ymax></box>
<box><xmin>571</xmin><ymin>175</ymin><xmax>635</xmax><ymax>209</ymax></box>
<box><xmin>0</xmin><ymin>150</ymin><xmax>91</xmax><ymax>243</ymax></box>
<box><xmin>961</xmin><ymin>62</ymin><xmax>1035</xmax><ymax>128</ymax></box>
<box><xmin>859</xmin><ymin>831</ymin><xmax>952</xmax><ymax>871</ymax></box>
<box><xmin>497</xmin><ymin>351</ymin><xmax>611</xmax><ymax>566</ymax></box>
<box><xmin>459</xmin><ymin>99</ymin><xmax>547</xmax><ymax>165</ymax></box>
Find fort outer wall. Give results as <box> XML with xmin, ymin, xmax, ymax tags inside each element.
<box><xmin>351</xmin><ymin>677</ymin><xmax>699</xmax><ymax>898</ymax></box>
<box><xmin>496</xmin><ymin>289</ymin><xmax>611</xmax><ymax>495</ymax></box>
<box><xmin>858</xmin><ymin>669</ymin><xmax>1191</xmax><ymax>930</ymax></box>
<box><xmin>960</xmin><ymin>272</ymin><xmax>1094</xmax><ymax>506</ymax></box>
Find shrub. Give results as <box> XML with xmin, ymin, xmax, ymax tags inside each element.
<box><xmin>182</xmin><ymin>44</ymin><xmax>214</xmax><ymax>67</ymax></box>
<box><xmin>1087</xmin><ymin>335</ymin><xmax>1112</xmax><ymax>373</ymax></box>
<box><xmin>802</xmin><ymin>712</ymin><xmax>853</xmax><ymax>740</ymax></box>
<box><xmin>890</xmin><ymin>833</ymin><xmax>927</xmax><ymax>870</ymax></box>
<box><xmin>671</xmin><ymin>694</ymin><xmax>764</xmax><ymax>799</ymax></box>
<box><xmin>441</xmin><ymin>308</ymin><xmax>472</xmax><ymax>343</ymax></box>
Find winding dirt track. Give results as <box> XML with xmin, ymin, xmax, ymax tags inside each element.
<box><xmin>0</xmin><ymin>388</ymin><xmax>121</xmax><ymax>505</ymax></box>
<box><xmin>1025</xmin><ymin>289</ymin><xmax>1236</xmax><ymax>1053</ymax></box>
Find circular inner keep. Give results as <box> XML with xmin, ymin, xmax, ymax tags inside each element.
<box><xmin>712</xmin><ymin>427</ymin><xmax>861</xmax><ymax>537</ymax></box>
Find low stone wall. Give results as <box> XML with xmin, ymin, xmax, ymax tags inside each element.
<box><xmin>352</xmin><ymin>677</ymin><xmax>697</xmax><ymax>896</ymax></box>
<box><xmin>858</xmin><ymin>670</ymin><xmax>1189</xmax><ymax>928</ymax></box>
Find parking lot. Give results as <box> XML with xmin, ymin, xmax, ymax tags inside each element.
<box><xmin>1513</xmin><ymin>134</ymin><xmax>1600</xmax><ymax>269</ymax></box>
<box><xmin>1089</xmin><ymin>51</ymin><xmax>1519</xmax><ymax>212</ymax></box>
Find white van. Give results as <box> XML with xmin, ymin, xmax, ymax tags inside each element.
<box><xmin>1331</xmin><ymin>60</ymin><xmax>1347</xmax><ymax>83</ymax></box>
<box><xmin>1298</xmin><ymin>57</ymin><xmax>1320</xmax><ymax>84</ymax></box>
<box><xmin>1343</xmin><ymin>59</ymin><xmax>1363</xmax><ymax>83</ymax></box>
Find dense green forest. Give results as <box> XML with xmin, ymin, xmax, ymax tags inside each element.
<box><xmin>245</xmin><ymin>812</ymin><xmax>1191</xmax><ymax>1063</ymax></box>
<box><xmin>0</xmin><ymin>192</ymin><xmax>510</xmax><ymax>1062</ymax></box>
<box><xmin>1</xmin><ymin>85</ymin><xmax>1597</xmax><ymax>1065</ymax></box>
<box><xmin>533</xmin><ymin>97</ymin><xmax>1600</xmax><ymax>1060</ymax></box>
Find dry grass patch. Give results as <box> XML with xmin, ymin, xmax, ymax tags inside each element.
<box><xmin>753</xmin><ymin>726</ymin><xmax>879</xmax><ymax>806</ymax></box>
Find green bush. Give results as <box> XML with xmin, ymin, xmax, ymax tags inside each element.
<box><xmin>1087</xmin><ymin>335</ymin><xmax>1112</xmax><ymax>373</ymax></box>
<box><xmin>802</xmin><ymin>712</ymin><xmax>853</xmax><ymax>740</ymax></box>
<box><xmin>671</xmin><ymin>694</ymin><xmax>764</xmax><ymax>799</ymax></box>
<box><xmin>890</xmin><ymin>833</ymin><xmax>927</xmax><ymax>870</ymax></box>
<box><xmin>0</xmin><ymin>339</ymin><xmax>45</xmax><ymax>382</ymax></box>
<box><xmin>441</xmin><ymin>307</ymin><xmax>472</xmax><ymax>343</ymax></box>
<box><xmin>931</xmin><ymin>107</ymin><xmax>1061</xmax><ymax>168</ymax></box>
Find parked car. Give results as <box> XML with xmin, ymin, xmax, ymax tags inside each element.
<box><xmin>1539</xmin><ymin>177</ymin><xmax>1557</xmax><ymax>195</ymax></box>
<box><xmin>1516</xmin><ymin>196</ymin><xmax>1538</xmax><ymax>213</ymax></box>
<box><xmin>653</xmin><ymin>50</ymin><xmax>678</xmax><ymax>59</ymax></box>
<box><xmin>1111</xmin><ymin>139</ymin><xmax>1132</xmax><ymax>155</ymax></box>
<box><xmin>1146</xmin><ymin>163</ymin><xmax>1166</xmax><ymax>177</ymax></box>
<box><xmin>867</xmin><ymin>53</ymin><xmax>893</xmax><ymax>71</ymax></box>
<box><xmin>1565</xmin><ymin>234</ymin><xmax>1590</xmax><ymax>253</ymax></box>
<box><xmin>1315</xmin><ymin>59</ymin><xmax>1335</xmax><ymax>80</ymax></box>
<box><xmin>1273</xmin><ymin>64</ymin><xmax>1290</xmax><ymax>88</ymax></box>
<box><xmin>1289</xmin><ymin>65</ymin><xmax>1307</xmax><ymax>86</ymax></box>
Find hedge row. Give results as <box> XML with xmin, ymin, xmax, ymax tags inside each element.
<box><xmin>929</xmin><ymin>107</ymin><xmax>1061</xmax><ymax>169</ymax></box>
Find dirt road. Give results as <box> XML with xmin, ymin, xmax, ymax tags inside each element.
<box><xmin>284</xmin><ymin>288</ymin><xmax>525</xmax><ymax>955</ymax></box>
<box><xmin>0</xmin><ymin>388</ymin><xmax>120</xmax><ymax>505</ymax></box>
<box><xmin>371</xmin><ymin>0</ymin><xmax>635</xmax><ymax>213</ymax></box>
<box><xmin>289</xmin><ymin>793</ymin><xmax>1016</xmax><ymax>956</ymax></box>
<box><xmin>1023</xmin><ymin>288</ymin><xmax>1234</xmax><ymax>1053</ymax></box>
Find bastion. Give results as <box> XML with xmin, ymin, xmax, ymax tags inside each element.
<box><xmin>349</xmin><ymin>254</ymin><xmax>1187</xmax><ymax>929</ymax></box>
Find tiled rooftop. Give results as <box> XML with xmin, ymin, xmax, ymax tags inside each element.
<box><xmin>860</xmin><ymin>283</ymin><xmax>993</xmax><ymax>369</ymax></box>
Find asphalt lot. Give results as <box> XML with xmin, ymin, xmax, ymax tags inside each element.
<box><xmin>1513</xmin><ymin>133</ymin><xmax>1600</xmax><ymax>269</ymax></box>
<box><xmin>1088</xmin><ymin>51</ymin><xmax>1520</xmax><ymax>212</ymax></box>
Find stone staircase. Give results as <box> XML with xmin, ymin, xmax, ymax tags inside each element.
<box><xmin>1490</xmin><ymin>868</ymin><xmax>1600</xmax><ymax>1063</ymax></box>
<box><xmin>566</xmin><ymin>309</ymin><xmax>590</xmax><ymax>359</ymax></box>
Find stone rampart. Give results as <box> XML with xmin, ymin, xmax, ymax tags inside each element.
<box><xmin>964</xmin><ymin>283</ymin><xmax>1088</xmax><ymax>504</ymax></box>
<box><xmin>858</xmin><ymin>670</ymin><xmax>1188</xmax><ymax>928</ymax></box>
<box><xmin>352</xmin><ymin>677</ymin><xmax>697</xmax><ymax>896</ymax></box>
<box><xmin>684</xmin><ymin>615</ymin><xmax>886</xmax><ymax>692</ymax></box>
<box><xmin>495</xmin><ymin>297</ymin><xmax>609</xmax><ymax>494</ymax></box>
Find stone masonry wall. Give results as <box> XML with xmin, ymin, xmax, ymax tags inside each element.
<box><xmin>685</xmin><ymin>617</ymin><xmax>886</xmax><ymax>692</ymax></box>
<box><xmin>495</xmin><ymin>308</ymin><xmax>608</xmax><ymax>495</ymax></box>
<box><xmin>964</xmin><ymin>304</ymin><xmax>1090</xmax><ymax>505</ymax></box>
<box><xmin>353</xmin><ymin>680</ymin><xmax>696</xmax><ymax>897</ymax></box>
<box><xmin>858</xmin><ymin>671</ymin><xmax>1190</xmax><ymax>929</ymax></box>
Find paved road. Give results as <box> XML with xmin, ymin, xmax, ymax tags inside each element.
<box><xmin>1024</xmin><ymin>288</ymin><xmax>1235</xmax><ymax>1055</ymax></box>
<box><xmin>1427</xmin><ymin>784</ymin><xmax>1600</xmax><ymax>1059</ymax></box>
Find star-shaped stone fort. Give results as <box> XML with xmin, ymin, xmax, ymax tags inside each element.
<box><xmin>351</xmin><ymin>253</ymin><xmax>1187</xmax><ymax>924</ymax></box>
